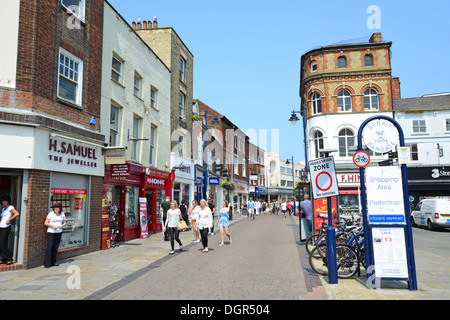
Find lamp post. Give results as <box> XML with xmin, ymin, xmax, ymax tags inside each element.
<box><xmin>203</xmin><ymin>110</ymin><xmax>220</xmax><ymax>200</ymax></box>
<box><xmin>285</xmin><ymin>157</ymin><xmax>297</xmax><ymax>216</ymax></box>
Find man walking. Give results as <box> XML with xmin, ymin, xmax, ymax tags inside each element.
<box><xmin>300</xmin><ymin>194</ymin><xmax>312</xmax><ymax>235</ymax></box>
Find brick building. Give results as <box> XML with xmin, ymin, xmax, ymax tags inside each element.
<box><xmin>299</xmin><ymin>32</ymin><xmax>399</xmax><ymax>218</ymax></box>
<box><xmin>0</xmin><ymin>0</ymin><xmax>105</xmax><ymax>269</ymax></box>
<box><xmin>195</xmin><ymin>99</ymin><xmax>250</xmax><ymax>212</ymax></box>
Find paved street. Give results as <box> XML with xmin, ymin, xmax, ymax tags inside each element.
<box><xmin>0</xmin><ymin>212</ymin><xmax>449</xmax><ymax>303</ymax></box>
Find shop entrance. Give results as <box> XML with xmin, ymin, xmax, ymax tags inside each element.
<box><xmin>0</xmin><ymin>172</ymin><xmax>22</xmax><ymax>263</ymax></box>
<box><xmin>145</xmin><ymin>188</ymin><xmax>164</xmax><ymax>233</ymax></box>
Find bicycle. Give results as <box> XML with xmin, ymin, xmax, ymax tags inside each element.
<box><xmin>308</xmin><ymin>226</ymin><xmax>366</xmax><ymax>279</ymax></box>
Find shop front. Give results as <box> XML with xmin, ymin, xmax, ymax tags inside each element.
<box><xmin>103</xmin><ymin>162</ymin><xmax>145</xmax><ymax>243</ymax></box>
<box><xmin>145</xmin><ymin>168</ymin><xmax>175</xmax><ymax>234</ymax></box>
<box><xmin>171</xmin><ymin>154</ymin><xmax>194</xmax><ymax>205</ymax></box>
<box><xmin>336</xmin><ymin>171</ymin><xmax>361</xmax><ymax>218</ymax></box>
<box><xmin>1</xmin><ymin>123</ymin><xmax>105</xmax><ymax>268</ymax></box>
<box><xmin>407</xmin><ymin>166</ymin><xmax>450</xmax><ymax>209</ymax></box>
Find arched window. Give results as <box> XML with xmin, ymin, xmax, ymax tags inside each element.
<box><xmin>311</xmin><ymin>60</ymin><xmax>317</xmax><ymax>72</ymax></box>
<box><xmin>337</xmin><ymin>89</ymin><xmax>352</xmax><ymax>112</ymax></box>
<box><xmin>364</xmin><ymin>88</ymin><xmax>379</xmax><ymax>111</ymax></box>
<box><xmin>338</xmin><ymin>129</ymin><xmax>355</xmax><ymax>157</ymax></box>
<box><xmin>337</xmin><ymin>56</ymin><xmax>347</xmax><ymax>68</ymax></box>
<box><xmin>364</xmin><ymin>54</ymin><xmax>373</xmax><ymax>67</ymax></box>
<box><xmin>313</xmin><ymin>131</ymin><xmax>324</xmax><ymax>158</ymax></box>
<box><xmin>311</xmin><ymin>93</ymin><xmax>322</xmax><ymax>114</ymax></box>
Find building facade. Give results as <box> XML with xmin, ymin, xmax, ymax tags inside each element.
<box><xmin>300</xmin><ymin>33</ymin><xmax>398</xmax><ymax>217</ymax></box>
<box><xmin>394</xmin><ymin>93</ymin><xmax>450</xmax><ymax>207</ymax></box>
<box><xmin>0</xmin><ymin>0</ymin><xmax>105</xmax><ymax>268</ymax></box>
<box><xmin>101</xmin><ymin>2</ymin><xmax>173</xmax><ymax>243</ymax></box>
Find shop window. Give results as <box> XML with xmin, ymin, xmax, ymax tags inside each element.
<box><xmin>125</xmin><ymin>187</ymin><xmax>138</xmax><ymax>228</ymax></box>
<box><xmin>50</xmin><ymin>188</ymin><xmax>87</xmax><ymax>249</ymax></box>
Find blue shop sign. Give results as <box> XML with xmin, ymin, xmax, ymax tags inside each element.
<box><xmin>209</xmin><ymin>176</ymin><xmax>220</xmax><ymax>185</ymax></box>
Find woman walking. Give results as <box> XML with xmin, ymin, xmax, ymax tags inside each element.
<box><xmin>189</xmin><ymin>200</ymin><xmax>200</xmax><ymax>243</ymax></box>
<box><xmin>44</xmin><ymin>202</ymin><xmax>66</xmax><ymax>268</ymax></box>
<box><xmin>217</xmin><ymin>200</ymin><xmax>232</xmax><ymax>246</ymax></box>
<box><xmin>197</xmin><ymin>199</ymin><xmax>212</xmax><ymax>253</ymax></box>
<box><xmin>0</xmin><ymin>196</ymin><xmax>19</xmax><ymax>265</ymax></box>
<box><xmin>163</xmin><ymin>201</ymin><xmax>183</xmax><ymax>255</ymax></box>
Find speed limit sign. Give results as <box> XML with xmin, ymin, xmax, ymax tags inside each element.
<box><xmin>353</xmin><ymin>150</ymin><xmax>370</xmax><ymax>168</ymax></box>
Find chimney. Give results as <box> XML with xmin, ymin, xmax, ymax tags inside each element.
<box><xmin>137</xmin><ymin>19</ymin><xmax>142</xmax><ymax>29</ymax></box>
<box><xmin>369</xmin><ymin>32</ymin><xmax>382</xmax><ymax>43</ymax></box>
<box><xmin>147</xmin><ymin>20</ymin><xmax>152</xmax><ymax>28</ymax></box>
<box><xmin>132</xmin><ymin>21</ymin><xmax>136</xmax><ymax>30</ymax></box>
<box><xmin>143</xmin><ymin>21</ymin><xmax>147</xmax><ymax>29</ymax></box>
<box><xmin>153</xmin><ymin>16</ymin><xmax>158</xmax><ymax>28</ymax></box>
<box><xmin>392</xmin><ymin>77</ymin><xmax>401</xmax><ymax>100</ymax></box>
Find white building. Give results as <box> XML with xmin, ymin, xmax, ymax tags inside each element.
<box><xmin>394</xmin><ymin>93</ymin><xmax>450</xmax><ymax>205</ymax></box>
<box><xmin>265</xmin><ymin>152</ymin><xmax>306</xmax><ymax>202</ymax></box>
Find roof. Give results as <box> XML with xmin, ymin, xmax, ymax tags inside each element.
<box><xmin>393</xmin><ymin>94</ymin><xmax>450</xmax><ymax>112</ymax></box>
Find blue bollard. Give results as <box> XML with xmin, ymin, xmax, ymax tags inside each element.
<box><xmin>326</xmin><ymin>196</ymin><xmax>338</xmax><ymax>284</ymax></box>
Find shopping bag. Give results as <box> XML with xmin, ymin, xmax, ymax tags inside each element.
<box><xmin>177</xmin><ymin>220</ymin><xmax>188</xmax><ymax>231</ymax></box>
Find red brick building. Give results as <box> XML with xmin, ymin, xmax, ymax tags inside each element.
<box><xmin>0</xmin><ymin>0</ymin><xmax>105</xmax><ymax>269</ymax></box>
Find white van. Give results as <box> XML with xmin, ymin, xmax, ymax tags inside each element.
<box><xmin>411</xmin><ymin>199</ymin><xmax>450</xmax><ymax>230</ymax></box>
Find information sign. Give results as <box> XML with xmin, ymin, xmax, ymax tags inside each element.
<box><xmin>309</xmin><ymin>157</ymin><xmax>339</xmax><ymax>199</ymax></box>
<box><xmin>366</xmin><ymin>166</ymin><xmax>406</xmax><ymax>224</ymax></box>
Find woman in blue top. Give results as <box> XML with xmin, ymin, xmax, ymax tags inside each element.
<box><xmin>218</xmin><ymin>200</ymin><xmax>232</xmax><ymax>246</ymax></box>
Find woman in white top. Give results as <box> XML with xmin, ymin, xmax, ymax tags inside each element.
<box><xmin>44</xmin><ymin>202</ymin><xmax>66</xmax><ymax>268</ymax></box>
<box><xmin>164</xmin><ymin>201</ymin><xmax>183</xmax><ymax>255</ymax></box>
<box><xmin>188</xmin><ymin>199</ymin><xmax>201</xmax><ymax>243</ymax></box>
<box><xmin>197</xmin><ymin>199</ymin><xmax>212</xmax><ymax>253</ymax></box>
<box><xmin>0</xmin><ymin>196</ymin><xmax>19</xmax><ymax>265</ymax></box>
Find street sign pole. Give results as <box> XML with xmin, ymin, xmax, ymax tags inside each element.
<box><xmin>326</xmin><ymin>196</ymin><xmax>338</xmax><ymax>284</ymax></box>
<box><xmin>309</xmin><ymin>156</ymin><xmax>339</xmax><ymax>284</ymax></box>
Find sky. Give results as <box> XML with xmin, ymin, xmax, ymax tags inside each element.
<box><xmin>109</xmin><ymin>0</ymin><xmax>450</xmax><ymax>163</ymax></box>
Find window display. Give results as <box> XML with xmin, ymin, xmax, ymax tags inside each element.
<box><xmin>125</xmin><ymin>186</ymin><xmax>138</xmax><ymax>228</ymax></box>
<box><xmin>50</xmin><ymin>188</ymin><xmax>87</xmax><ymax>249</ymax></box>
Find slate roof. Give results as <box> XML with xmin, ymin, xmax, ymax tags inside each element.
<box><xmin>394</xmin><ymin>94</ymin><xmax>450</xmax><ymax>111</ymax></box>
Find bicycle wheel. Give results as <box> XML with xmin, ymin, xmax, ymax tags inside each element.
<box><xmin>336</xmin><ymin>244</ymin><xmax>359</xmax><ymax>279</ymax></box>
<box><xmin>305</xmin><ymin>233</ymin><xmax>326</xmax><ymax>254</ymax></box>
<box><xmin>309</xmin><ymin>243</ymin><xmax>328</xmax><ymax>276</ymax></box>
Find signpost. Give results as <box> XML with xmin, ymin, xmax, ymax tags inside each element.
<box><xmin>358</xmin><ymin>115</ymin><xmax>417</xmax><ymax>290</ymax></box>
<box><xmin>309</xmin><ymin>156</ymin><xmax>339</xmax><ymax>284</ymax></box>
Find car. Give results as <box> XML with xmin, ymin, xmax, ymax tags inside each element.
<box><xmin>411</xmin><ymin>198</ymin><xmax>450</xmax><ymax>231</ymax></box>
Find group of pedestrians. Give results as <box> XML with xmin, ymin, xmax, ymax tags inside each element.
<box><xmin>161</xmin><ymin>197</ymin><xmax>232</xmax><ymax>254</ymax></box>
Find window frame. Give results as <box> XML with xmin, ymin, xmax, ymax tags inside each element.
<box><xmin>337</xmin><ymin>56</ymin><xmax>347</xmax><ymax>69</ymax></box>
<box><xmin>338</xmin><ymin>128</ymin><xmax>355</xmax><ymax>157</ymax></box>
<box><xmin>311</xmin><ymin>60</ymin><xmax>318</xmax><ymax>72</ymax></box>
<box><xmin>445</xmin><ymin>119</ymin><xmax>450</xmax><ymax>132</ymax></box>
<box><xmin>364</xmin><ymin>54</ymin><xmax>374</xmax><ymax>67</ymax></box>
<box><xmin>313</xmin><ymin>131</ymin><xmax>324</xmax><ymax>159</ymax></box>
<box><xmin>61</xmin><ymin>0</ymin><xmax>85</xmax><ymax>23</ymax></box>
<box><xmin>57</xmin><ymin>47</ymin><xmax>83</xmax><ymax>106</ymax></box>
<box><xmin>180</xmin><ymin>57</ymin><xmax>186</xmax><ymax>83</ymax></box>
<box><xmin>363</xmin><ymin>88</ymin><xmax>379</xmax><ymax>111</ymax></box>
<box><xmin>311</xmin><ymin>92</ymin><xmax>322</xmax><ymax>115</ymax></box>
<box><xmin>132</xmin><ymin>116</ymin><xmax>142</xmax><ymax>161</ymax></box>
<box><xmin>149</xmin><ymin>125</ymin><xmax>157</xmax><ymax>166</ymax></box>
<box><xmin>179</xmin><ymin>92</ymin><xmax>185</xmax><ymax>120</ymax></box>
<box><xmin>150</xmin><ymin>86</ymin><xmax>158</xmax><ymax>109</ymax></box>
<box><xmin>134</xmin><ymin>72</ymin><xmax>142</xmax><ymax>98</ymax></box>
<box><xmin>412</xmin><ymin>120</ymin><xmax>427</xmax><ymax>134</ymax></box>
<box><xmin>337</xmin><ymin>89</ymin><xmax>352</xmax><ymax>112</ymax></box>
<box><xmin>111</xmin><ymin>54</ymin><xmax>123</xmax><ymax>84</ymax></box>
<box><xmin>109</xmin><ymin>104</ymin><xmax>121</xmax><ymax>147</ymax></box>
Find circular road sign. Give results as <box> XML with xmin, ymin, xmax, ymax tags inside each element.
<box><xmin>353</xmin><ymin>150</ymin><xmax>371</xmax><ymax>168</ymax></box>
<box><xmin>315</xmin><ymin>171</ymin><xmax>333</xmax><ymax>192</ymax></box>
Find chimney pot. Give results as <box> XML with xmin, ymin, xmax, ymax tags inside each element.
<box><xmin>143</xmin><ymin>21</ymin><xmax>147</xmax><ymax>29</ymax></box>
<box><xmin>132</xmin><ymin>22</ymin><xmax>136</xmax><ymax>30</ymax></box>
<box><xmin>153</xmin><ymin>16</ymin><xmax>158</xmax><ymax>28</ymax></box>
<box><xmin>148</xmin><ymin>20</ymin><xmax>152</xmax><ymax>28</ymax></box>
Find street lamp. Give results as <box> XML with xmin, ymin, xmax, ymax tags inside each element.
<box><xmin>288</xmin><ymin>110</ymin><xmax>300</xmax><ymax>125</ymax></box>
<box><xmin>285</xmin><ymin>157</ymin><xmax>297</xmax><ymax>216</ymax></box>
<box><xmin>203</xmin><ymin>110</ymin><xmax>220</xmax><ymax>200</ymax></box>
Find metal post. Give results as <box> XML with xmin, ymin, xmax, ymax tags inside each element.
<box><xmin>326</xmin><ymin>196</ymin><xmax>338</xmax><ymax>284</ymax></box>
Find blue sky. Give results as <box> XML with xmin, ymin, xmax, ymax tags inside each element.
<box><xmin>109</xmin><ymin>0</ymin><xmax>450</xmax><ymax>163</ymax></box>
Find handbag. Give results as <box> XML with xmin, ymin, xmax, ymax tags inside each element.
<box><xmin>177</xmin><ymin>220</ymin><xmax>188</xmax><ymax>231</ymax></box>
